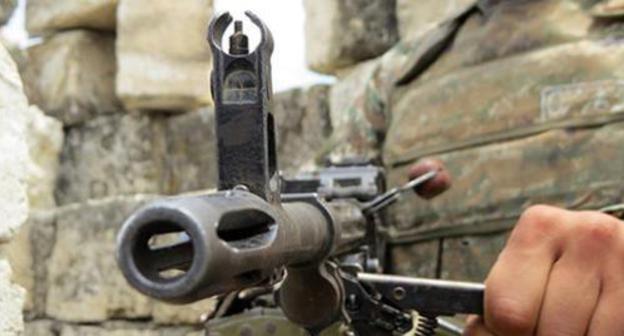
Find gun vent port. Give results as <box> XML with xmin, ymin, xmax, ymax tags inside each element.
<box><xmin>132</xmin><ymin>221</ymin><xmax>195</xmax><ymax>283</ymax></box>
<box><xmin>217</xmin><ymin>209</ymin><xmax>277</xmax><ymax>249</ymax></box>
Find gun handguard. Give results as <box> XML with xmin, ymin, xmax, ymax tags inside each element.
<box><xmin>116</xmin><ymin>190</ymin><xmax>337</xmax><ymax>304</ymax></box>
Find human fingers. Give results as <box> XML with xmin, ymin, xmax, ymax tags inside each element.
<box><xmin>484</xmin><ymin>205</ymin><xmax>568</xmax><ymax>336</ymax></box>
<box><xmin>464</xmin><ymin>316</ymin><xmax>497</xmax><ymax>336</ymax></box>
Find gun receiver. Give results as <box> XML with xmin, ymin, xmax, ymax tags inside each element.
<box><xmin>117</xmin><ymin>12</ymin><xmax>484</xmax><ymax>336</ymax></box>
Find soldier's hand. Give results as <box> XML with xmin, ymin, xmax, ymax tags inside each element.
<box><xmin>465</xmin><ymin>205</ymin><xmax>624</xmax><ymax>336</ymax></box>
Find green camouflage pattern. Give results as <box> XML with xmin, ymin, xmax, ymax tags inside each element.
<box><xmin>385</xmin><ymin>39</ymin><xmax>624</xmax><ymax>165</ymax></box>
<box><xmin>441</xmin><ymin>232</ymin><xmax>509</xmax><ymax>282</ymax></box>
<box><xmin>403</xmin><ymin>0</ymin><xmax>592</xmax><ymax>84</ymax></box>
<box><xmin>386</xmin><ymin>122</ymin><xmax>624</xmax><ymax>241</ymax></box>
<box><xmin>325</xmin><ymin>0</ymin><xmax>598</xmax><ymax>164</ymax></box>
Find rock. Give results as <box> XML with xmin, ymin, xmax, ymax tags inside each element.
<box><xmin>45</xmin><ymin>196</ymin><xmax>153</xmax><ymax>322</ymax></box>
<box><xmin>55</xmin><ymin>112</ymin><xmax>167</xmax><ymax>205</ymax></box>
<box><xmin>0</xmin><ymin>41</ymin><xmax>32</xmax><ymax>336</ymax></box>
<box><xmin>164</xmin><ymin>108</ymin><xmax>217</xmax><ymax>194</ymax></box>
<box><xmin>0</xmin><ymin>43</ymin><xmax>29</xmax><ymax>243</ymax></box>
<box><xmin>23</xmin><ymin>30</ymin><xmax>120</xmax><ymax>126</ymax></box>
<box><xmin>26</xmin><ymin>0</ymin><xmax>117</xmax><ymax>35</ymax></box>
<box><xmin>304</xmin><ymin>0</ymin><xmax>399</xmax><ymax>75</ymax></box>
<box><xmin>396</xmin><ymin>0</ymin><xmax>475</xmax><ymax>39</ymax></box>
<box><xmin>441</xmin><ymin>232</ymin><xmax>509</xmax><ymax>282</ymax></box>
<box><xmin>23</xmin><ymin>320</ymin><xmax>60</xmax><ymax>336</ymax></box>
<box><xmin>57</xmin><ymin>107</ymin><xmax>224</xmax><ymax>204</ymax></box>
<box><xmin>0</xmin><ymin>0</ymin><xmax>16</xmax><ymax>25</ymax></box>
<box><xmin>116</xmin><ymin>0</ymin><xmax>213</xmax><ymax>111</ymax></box>
<box><xmin>2</xmin><ymin>211</ymin><xmax>56</xmax><ymax>315</ymax></box>
<box><xmin>0</xmin><ymin>260</ymin><xmax>25</xmax><ymax>335</ymax></box>
<box><xmin>45</xmin><ymin>196</ymin><xmax>217</xmax><ymax>323</ymax></box>
<box><xmin>153</xmin><ymin>300</ymin><xmax>215</xmax><ymax>325</ymax></box>
<box><xmin>273</xmin><ymin>85</ymin><xmax>332</xmax><ymax>175</ymax></box>
<box><xmin>24</xmin><ymin>106</ymin><xmax>63</xmax><ymax>210</ymax></box>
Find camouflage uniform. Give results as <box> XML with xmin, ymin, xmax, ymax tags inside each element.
<box><xmin>324</xmin><ymin>0</ymin><xmax>624</xmax><ymax>280</ymax></box>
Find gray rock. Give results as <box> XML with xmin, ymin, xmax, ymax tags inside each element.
<box><xmin>116</xmin><ymin>0</ymin><xmax>213</xmax><ymax>111</ymax></box>
<box><xmin>0</xmin><ymin>43</ymin><xmax>29</xmax><ymax>244</ymax></box>
<box><xmin>55</xmin><ymin>112</ymin><xmax>168</xmax><ymax>205</ymax></box>
<box><xmin>23</xmin><ymin>30</ymin><xmax>121</xmax><ymax>126</ymax></box>
<box><xmin>2</xmin><ymin>210</ymin><xmax>56</xmax><ymax>316</ymax></box>
<box><xmin>24</xmin><ymin>106</ymin><xmax>63</xmax><ymax>210</ymax></box>
<box><xmin>26</xmin><ymin>0</ymin><xmax>116</xmax><ymax>35</ymax></box>
<box><xmin>0</xmin><ymin>259</ymin><xmax>25</xmax><ymax>335</ymax></box>
<box><xmin>164</xmin><ymin>108</ymin><xmax>217</xmax><ymax>194</ymax></box>
<box><xmin>23</xmin><ymin>320</ymin><xmax>61</xmax><ymax>336</ymax></box>
<box><xmin>0</xmin><ymin>41</ymin><xmax>32</xmax><ymax>336</ymax></box>
<box><xmin>273</xmin><ymin>85</ymin><xmax>332</xmax><ymax>175</ymax></box>
<box><xmin>45</xmin><ymin>196</ymin><xmax>153</xmax><ymax>321</ymax></box>
<box><xmin>43</xmin><ymin>196</ymin><xmax>216</xmax><ymax>323</ymax></box>
<box><xmin>304</xmin><ymin>0</ymin><xmax>399</xmax><ymax>74</ymax></box>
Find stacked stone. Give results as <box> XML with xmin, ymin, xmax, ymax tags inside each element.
<box><xmin>0</xmin><ymin>39</ymin><xmax>30</xmax><ymax>336</ymax></box>
<box><xmin>10</xmin><ymin>0</ymin><xmax>223</xmax><ymax>335</ymax></box>
<box><xmin>304</xmin><ymin>0</ymin><xmax>624</xmax><ymax>283</ymax></box>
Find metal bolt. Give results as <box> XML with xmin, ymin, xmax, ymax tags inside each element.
<box><xmin>393</xmin><ymin>286</ymin><xmax>407</xmax><ymax>301</ymax></box>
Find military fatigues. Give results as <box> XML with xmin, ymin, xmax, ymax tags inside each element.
<box><xmin>323</xmin><ymin>0</ymin><xmax>624</xmax><ymax>288</ymax></box>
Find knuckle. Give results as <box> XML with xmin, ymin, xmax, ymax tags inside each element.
<box><xmin>574</xmin><ymin>212</ymin><xmax>620</xmax><ymax>247</ymax></box>
<box><xmin>520</xmin><ymin>205</ymin><xmax>559</xmax><ymax>229</ymax></box>
<box><xmin>486</xmin><ymin>297</ymin><xmax>535</xmax><ymax>334</ymax></box>
<box><xmin>511</xmin><ymin>205</ymin><xmax>566</xmax><ymax>247</ymax></box>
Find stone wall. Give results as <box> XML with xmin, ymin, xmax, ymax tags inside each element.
<box><xmin>0</xmin><ymin>41</ymin><xmax>29</xmax><ymax>336</ymax></box>
<box><xmin>8</xmin><ymin>0</ymin><xmax>218</xmax><ymax>334</ymax></box>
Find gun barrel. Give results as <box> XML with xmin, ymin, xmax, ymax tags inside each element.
<box><xmin>116</xmin><ymin>190</ymin><xmax>336</xmax><ymax>304</ymax></box>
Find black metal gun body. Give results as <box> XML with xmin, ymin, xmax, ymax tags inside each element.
<box><xmin>116</xmin><ymin>12</ymin><xmax>484</xmax><ymax>336</ymax></box>
<box><xmin>116</xmin><ymin>190</ymin><xmax>336</xmax><ymax>304</ymax></box>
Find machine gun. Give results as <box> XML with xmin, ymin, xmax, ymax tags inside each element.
<box><xmin>116</xmin><ymin>12</ymin><xmax>484</xmax><ymax>336</ymax></box>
